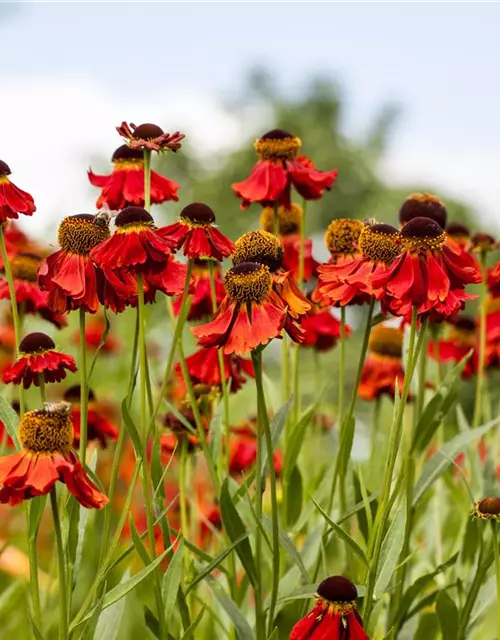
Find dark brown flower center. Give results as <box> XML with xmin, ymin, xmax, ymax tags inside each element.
<box><xmin>478</xmin><ymin>497</ymin><xmax>500</xmax><ymax>515</ymax></box>
<box><xmin>471</xmin><ymin>232</ymin><xmax>496</xmax><ymax>252</ymax></box>
<box><xmin>112</xmin><ymin>145</ymin><xmax>144</xmax><ymax>163</ymax></box>
<box><xmin>63</xmin><ymin>385</ymin><xmax>96</xmax><ymax>403</ymax></box>
<box><xmin>19</xmin><ymin>404</ymin><xmax>73</xmax><ymax>453</ymax></box>
<box><xmin>359</xmin><ymin>223</ymin><xmax>401</xmax><ymax>263</ymax></box>
<box><xmin>325</xmin><ymin>218</ymin><xmax>365</xmax><ymax>255</ymax></box>
<box><xmin>115</xmin><ymin>206</ymin><xmax>154</xmax><ymax>228</ymax></box>
<box><xmin>19</xmin><ymin>332</ymin><xmax>55</xmax><ymax>354</ymax></box>
<box><xmin>399</xmin><ymin>193</ymin><xmax>447</xmax><ymax>229</ymax></box>
<box><xmin>132</xmin><ymin>123</ymin><xmax>164</xmax><ymax>140</ymax></box>
<box><xmin>400</xmin><ymin>217</ymin><xmax>445</xmax><ymax>252</ymax></box>
<box><xmin>232</xmin><ymin>230</ymin><xmax>283</xmax><ymax>272</ymax></box>
<box><xmin>180</xmin><ymin>203</ymin><xmax>216</xmax><ymax>226</ymax></box>
<box><xmin>224</xmin><ymin>262</ymin><xmax>272</xmax><ymax>303</ymax></box>
<box><xmin>316</xmin><ymin>576</ymin><xmax>358</xmax><ymax>603</ymax></box>
<box><xmin>0</xmin><ymin>160</ymin><xmax>11</xmax><ymax>177</ymax></box>
<box><xmin>446</xmin><ymin>222</ymin><xmax>470</xmax><ymax>238</ymax></box>
<box><xmin>58</xmin><ymin>214</ymin><xmax>110</xmax><ymax>255</ymax></box>
<box><xmin>10</xmin><ymin>253</ymin><xmax>42</xmax><ymax>282</ymax></box>
<box><xmin>453</xmin><ymin>315</ymin><xmax>476</xmax><ymax>333</ymax></box>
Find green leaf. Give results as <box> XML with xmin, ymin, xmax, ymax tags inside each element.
<box><xmin>414</xmin><ymin>612</ymin><xmax>440</xmax><ymax>640</ymax></box>
<box><xmin>162</xmin><ymin>539</ymin><xmax>184</xmax><ymax>626</ymax></box>
<box><xmin>352</xmin><ymin>469</ymin><xmax>377</xmax><ymax>542</ymax></box>
<box><xmin>0</xmin><ymin>580</ymin><xmax>23</xmax><ymax>614</ymax></box>
<box><xmin>276</xmin><ymin>584</ymin><xmax>317</xmax><ymax>604</ymax></box>
<box><xmin>436</xmin><ymin>590</ymin><xmax>459</xmax><ymax>640</ymax></box>
<box><xmin>220</xmin><ymin>479</ymin><xmax>258</xmax><ymax>588</ymax></box>
<box><xmin>95</xmin><ymin>570</ymin><xmax>130</xmax><ymax>640</ymax></box>
<box><xmin>0</xmin><ymin>395</ymin><xmax>20</xmax><ymax>450</ymax></box>
<box><xmin>261</xmin><ymin>397</ymin><xmax>293</xmax><ymax>480</ymax></box>
<box><xmin>179</xmin><ymin>605</ymin><xmax>206</xmax><ymax>640</ymax></box>
<box><xmin>27</xmin><ymin>611</ymin><xmax>45</xmax><ymax>640</ymax></box>
<box><xmin>311</xmin><ymin>497</ymin><xmax>369</xmax><ymax>567</ymax></box>
<box><xmin>72</xmin><ymin>543</ymin><xmax>174</xmax><ymax>629</ymax></box>
<box><xmin>338</xmin><ymin>416</ymin><xmax>355</xmax><ymax>478</ymax></box>
<box><xmin>129</xmin><ymin>516</ymin><xmax>152</xmax><ymax>567</ymax></box>
<box><xmin>28</xmin><ymin>495</ymin><xmax>47</xmax><ymax>541</ymax></box>
<box><xmin>374</xmin><ymin>498</ymin><xmax>406</xmax><ymax>597</ymax></box>
<box><xmin>286</xmin><ymin>465</ymin><xmax>303</xmax><ymax>528</ymax></box>
<box><xmin>121</xmin><ymin>398</ymin><xmax>143</xmax><ymax>458</ymax></box>
<box><xmin>79</xmin><ymin>594</ymin><xmax>105</xmax><ymax>640</ymax></box>
<box><xmin>262</xmin><ymin>514</ymin><xmax>309</xmax><ymax>584</ymax></box>
<box><xmin>411</xmin><ymin>353</ymin><xmax>469</xmax><ymax>453</ymax></box>
<box><xmin>284</xmin><ymin>405</ymin><xmax>315</xmax><ymax>479</ymax></box>
<box><xmin>205</xmin><ymin>576</ymin><xmax>254</xmax><ymax>640</ymax></box>
<box><xmin>414</xmin><ymin>419</ymin><xmax>500</xmax><ymax>504</ymax></box>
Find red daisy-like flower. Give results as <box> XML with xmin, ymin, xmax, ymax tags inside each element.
<box><xmin>228</xmin><ymin>420</ymin><xmax>283</xmax><ymax>476</ymax></box>
<box><xmin>160</xmin><ymin>408</ymin><xmax>209</xmax><ymax>455</ymax></box>
<box><xmin>38</xmin><ymin>213</ymin><xmax>112</xmax><ymax>314</ymax></box>
<box><xmin>399</xmin><ymin>192</ymin><xmax>447</xmax><ymax>229</ymax></box>
<box><xmin>88</xmin><ymin>145</ymin><xmax>180</xmax><ymax>211</ymax></box>
<box><xmin>116</xmin><ymin>122</ymin><xmax>185</xmax><ymax>152</ymax></box>
<box><xmin>317</xmin><ymin>223</ymin><xmax>402</xmax><ymax>307</ymax></box>
<box><xmin>0</xmin><ymin>404</ymin><xmax>108</xmax><ymax>508</ymax></box>
<box><xmin>173</xmin><ymin>260</ymin><xmax>225</xmax><ymax>321</ymax></box>
<box><xmin>3</xmin><ymin>332</ymin><xmax>77</xmax><ymax>389</ymax></box>
<box><xmin>301</xmin><ymin>304</ymin><xmax>351</xmax><ymax>352</ymax></box>
<box><xmin>232</xmin><ymin>129</ymin><xmax>337</xmax><ymax>209</ymax></box>
<box><xmin>376</xmin><ymin>217</ymin><xmax>481</xmax><ymax>322</ymax></box>
<box><xmin>0</xmin><ymin>222</ymin><xmax>34</xmax><ymax>268</ymax></box>
<box><xmin>180</xmin><ymin>346</ymin><xmax>254</xmax><ymax>393</ymax></box>
<box><xmin>358</xmin><ymin>324</ymin><xmax>408</xmax><ymax>401</ymax></box>
<box><xmin>72</xmin><ymin>315</ymin><xmax>120</xmax><ymax>354</ymax></box>
<box><xmin>0</xmin><ymin>161</ymin><xmax>36</xmax><ymax>223</ymax></box>
<box><xmin>428</xmin><ymin>315</ymin><xmax>477</xmax><ymax>379</ymax></box>
<box><xmin>290</xmin><ymin>575</ymin><xmax>368</xmax><ymax>640</ymax></box>
<box><xmin>159</xmin><ymin>202</ymin><xmax>233</xmax><ymax>261</ymax></box>
<box><xmin>63</xmin><ymin>386</ymin><xmax>119</xmax><ymax>448</ymax></box>
<box><xmin>192</xmin><ymin>262</ymin><xmax>289</xmax><ymax>355</ymax></box>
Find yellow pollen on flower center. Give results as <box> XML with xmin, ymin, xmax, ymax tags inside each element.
<box><xmin>58</xmin><ymin>215</ymin><xmax>110</xmax><ymax>255</ymax></box>
<box><xmin>224</xmin><ymin>263</ymin><xmax>272</xmax><ymax>303</ymax></box>
<box><xmin>325</xmin><ymin>219</ymin><xmax>365</xmax><ymax>255</ymax></box>
<box><xmin>115</xmin><ymin>222</ymin><xmax>155</xmax><ymax>234</ymax></box>
<box><xmin>315</xmin><ymin>596</ymin><xmax>356</xmax><ymax>617</ymax></box>
<box><xmin>359</xmin><ymin>225</ymin><xmax>402</xmax><ymax>263</ymax></box>
<box><xmin>254</xmin><ymin>136</ymin><xmax>301</xmax><ymax>161</ymax></box>
<box><xmin>232</xmin><ymin>230</ymin><xmax>283</xmax><ymax>272</ymax></box>
<box><xmin>369</xmin><ymin>325</ymin><xmax>403</xmax><ymax>357</ymax></box>
<box><xmin>113</xmin><ymin>159</ymin><xmax>144</xmax><ymax>171</ymax></box>
<box><xmin>402</xmin><ymin>233</ymin><xmax>445</xmax><ymax>253</ymax></box>
<box><xmin>19</xmin><ymin>406</ymin><xmax>74</xmax><ymax>453</ymax></box>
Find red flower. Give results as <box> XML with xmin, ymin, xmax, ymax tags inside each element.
<box><xmin>88</xmin><ymin>145</ymin><xmax>179</xmax><ymax>211</ymax></box>
<box><xmin>159</xmin><ymin>202</ymin><xmax>233</xmax><ymax>261</ymax></box>
<box><xmin>38</xmin><ymin>214</ymin><xmax>112</xmax><ymax>314</ymax></box>
<box><xmin>192</xmin><ymin>263</ymin><xmax>288</xmax><ymax>355</ymax></box>
<box><xmin>376</xmin><ymin>218</ymin><xmax>481</xmax><ymax>322</ymax></box>
<box><xmin>317</xmin><ymin>223</ymin><xmax>401</xmax><ymax>307</ymax></box>
<box><xmin>72</xmin><ymin>315</ymin><xmax>120</xmax><ymax>354</ymax></box>
<box><xmin>0</xmin><ymin>222</ymin><xmax>34</xmax><ymax>268</ymax></box>
<box><xmin>0</xmin><ymin>161</ymin><xmax>36</xmax><ymax>223</ymax></box>
<box><xmin>0</xmin><ymin>404</ymin><xmax>108</xmax><ymax>509</ymax></box>
<box><xmin>281</xmin><ymin>235</ymin><xmax>319</xmax><ymax>281</ymax></box>
<box><xmin>63</xmin><ymin>386</ymin><xmax>119</xmax><ymax>448</ymax></box>
<box><xmin>173</xmin><ymin>260</ymin><xmax>225</xmax><ymax>321</ymax></box>
<box><xmin>180</xmin><ymin>346</ymin><xmax>254</xmax><ymax>393</ymax></box>
<box><xmin>232</xmin><ymin>129</ymin><xmax>337</xmax><ymax>209</ymax></box>
<box><xmin>116</xmin><ymin>122</ymin><xmax>185</xmax><ymax>152</ymax></box>
<box><xmin>290</xmin><ymin>576</ymin><xmax>368</xmax><ymax>640</ymax></box>
<box><xmin>3</xmin><ymin>332</ymin><xmax>77</xmax><ymax>389</ymax></box>
<box><xmin>229</xmin><ymin>421</ymin><xmax>282</xmax><ymax>476</ymax></box>
<box><xmin>161</xmin><ymin>409</ymin><xmax>208</xmax><ymax>454</ymax></box>
<box><xmin>428</xmin><ymin>315</ymin><xmax>477</xmax><ymax>379</ymax></box>
<box><xmin>301</xmin><ymin>305</ymin><xmax>351</xmax><ymax>352</ymax></box>
<box><xmin>446</xmin><ymin>222</ymin><xmax>471</xmax><ymax>251</ymax></box>
<box><xmin>358</xmin><ymin>324</ymin><xmax>407</xmax><ymax>401</ymax></box>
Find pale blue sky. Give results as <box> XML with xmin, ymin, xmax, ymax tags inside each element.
<box><xmin>1</xmin><ymin>3</ymin><xmax>499</xmax><ymax>233</ymax></box>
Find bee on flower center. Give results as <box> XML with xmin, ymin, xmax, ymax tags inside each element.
<box><xmin>58</xmin><ymin>214</ymin><xmax>110</xmax><ymax>255</ymax></box>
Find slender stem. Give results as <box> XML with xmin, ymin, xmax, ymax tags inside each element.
<box><xmin>298</xmin><ymin>199</ymin><xmax>307</xmax><ymax>290</ymax></box>
<box><xmin>78</xmin><ymin>308</ymin><xmax>89</xmax><ymax>463</ymax></box>
<box><xmin>493</xmin><ymin>522</ymin><xmax>500</xmax><ymax>640</ymax></box>
<box><xmin>292</xmin><ymin>343</ymin><xmax>301</xmax><ymax>423</ymax></box>
<box><xmin>39</xmin><ymin>377</ymin><xmax>46</xmax><ymax>404</ymax></box>
<box><xmin>0</xmin><ymin>226</ymin><xmax>25</xmax><ymax>415</ymax></box>
<box><xmin>473</xmin><ymin>252</ymin><xmax>488</xmax><ymax>428</ymax></box>
<box><xmin>282</xmin><ymin>331</ymin><xmax>291</xmax><ymax>406</ymax></box>
<box><xmin>363</xmin><ymin>310</ymin><xmax>426</xmax><ymax>625</ymax></box>
<box><xmin>143</xmin><ymin>149</ymin><xmax>152</xmax><ymax>212</ymax></box>
<box><xmin>50</xmin><ymin>489</ymin><xmax>68</xmax><ymax>640</ymax></box>
<box><xmin>414</xmin><ymin>329</ymin><xmax>428</xmax><ymax>426</ymax></box>
<box><xmin>459</xmin><ymin>538</ymin><xmax>492</xmax><ymax>640</ymax></box>
<box><xmin>338</xmin><ymin>306</ymin><xmax>346</xmax><ymax>424</ymax></box>
<box><xmin>179</xmin><ymin>438</ymin><xmax>190</xmax><ymax>573</ymax></box>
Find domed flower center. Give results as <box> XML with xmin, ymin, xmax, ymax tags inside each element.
<box><xmin>58</xmin><ymin>214</ymin><xmax>110</xmax><ymax>255</ymax></box>
<box><xmin>325</xmin><ymin>218</ymin><xmax>365</xmax><ymax>255</ymax></box>
<box><xmin>63</xmin><ymin>385</ymin><xmax>96</xmax><ymax>404</ymax></box>
<box><xmin>254</xmin><ymin>129</ymin><xmax>301</xmax><ymax>161</ymax></box>
<box><xmin>369</xmin><ymin>325</ymin><xmax>403</xmax><ymax>358</ymax></box>
<box><xmin>10</xmin><ymin>253</ymin><xmax>43</xmax><ymax>282</ymax></box>
<box><xmin>399</xmin><ymin>193</ymin><xmax>447</xmax><ymax>229</ymax></box>
<box><xmin>111</xmin><ymin>145</ymin><xmax>144</xmax><ymax>166</ymax></box>
<box><xmin>477</xmin><ymin>497</ymin><xmax>500</xmax><ymax>516</ymax></box>
<box><xmin>180</xmin><ymin>202</ymin><xmax>216</xmax><ymax>226</ymax></box>
<box><xmin>446</xmin><ymin>222</ymin><xmax>470</xmax><ymax>239</ymax></box>
<box><xmin>0</xmin><ymin>160</ymin><xmax>11</xmax><ymax>177</ymax></box>
<box><xmin>449</xmin><ymin>316</ymin><xmax>476</xmax><ymax>347</ymax></box>
<box><xmin>359</xmin><ymin>223</ymin><xmax>401</xmax><ymax>263</ymax></box>
<box><xmin>132</xmin><ymin>123</ymin><xmax>164</xmax><ymax>140</ymax></box>
<box><xmin>471</xmin><ymin>232</ymin><xmax>496</xmax><ymax>252</ymax></box>
<box><xmin>115</xmin><ymin>206</ymin><xmax>155</xmax><ymax>232</ymax></box>
<box><xmin>400</xmin><ymin>217</ymin><xmax>445</xmax><ymax>252</ymax></box>
<box><xmin>224</xmin><ymin>262</ymin><xmax>272</xmax><ymax>303</ymax></box>
<box><xmin>19</xmin><ymin>404</ymin><xmax>73</xmax><ymax>453</ymax></box>
<box><xmin>232</xmin><ymin>230</ymin><xmax>283</xmax><ymax>272</ymax></box>
<box><xmin>316</xmin><ymin>575</ymin><xmax>357</xmax><ymax>614</ymax></box>
<box><xmin>260</xmin><ymin>203</ymin><xmax>302</xmax><ymax>235</ymax></box>
<box><xmin>19</xmin><ymin>332</ymin><xmax>55</xmax><ymax>355</ymax></box>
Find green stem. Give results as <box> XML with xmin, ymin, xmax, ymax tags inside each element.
<box><xmin>143</xmin><ymin>149</ymin><xmax>152</xmax><ymax>212</ymax></box>
<box><xmin>414</xmin><ymin>329</ymin><xmax>428</xmax><ymax>426</ymax></box>
<box><xmin>473</xmin><ymin>252</ymin><xmax>488</xmax><ymax>428</ymax></box>
<box><xmin>0</xmin><ymin>226</ymin><xmax>25</xmax><ymax>415</ymax></box>
<box><xmin>39</xmin><ymin>377</ymin><xmax>46</xmax><ymax>404</ymax></box>
<box><xmin>458</xmin><ymin>538</ymin><xmax>492</xmax><ymax>640</ymax></box>
<box><xmin>179</xmin><ymin>438</ymin><xmax>190</xmax><ymax>572</ymax></box>
<box><xmin>298</xmin><ymin>199</ymin><xmax>307</xmax><ymax>289</ymax></box>
<box><xmin>338</xmin><ymin>306</ymin><xmax>346</xmax><ymax>424</ymax></box>
<box><xmin>78</xmin><ymin>308</ymin><xmax>89</xmax><ymax>463</ymax></box>
<box><xmin>363</xmin><ymin>310</ymin><xmax>426</xmax><ymax>625</ymax></box>
<box><xmin>252</xmin><ymin>349</ymin><xmax>280</xmax><ymax>638</ymax></box>
<box><xmin>493</xmin><ymin>522</ymin><xmax>500</xmax><ymax>640</ymax></box>
<box><xmin>50</xmin><ymin>489</ymin><xmax>68</xmax><ymax>640</ymax></box>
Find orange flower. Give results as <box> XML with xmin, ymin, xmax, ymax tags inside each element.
<box><xmin>63</xmin><ymin>386</ymin><xmax>119</xmax><ymax>448</ymax></box>
<box><xmin>358</xmin><ymin>324</ymin><xmax>407</xmax><ymax>401</ymax></box>
<box><xmin>0</xmin><ymin>404</ymin><xmax>108</xmax><ymax>508</ymax></box>
<box><xmin>428</xmin><ymin>315</ymin><xmax>477</xmax><ymax>379</ymax></box>
<box><xmin>173</xmin><ymin>260</ymin><xmax>225</xmax><ymax>321</ymax></box>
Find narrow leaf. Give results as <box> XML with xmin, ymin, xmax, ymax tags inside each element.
<box><xmin>95</xmin><ymin>570</ymin><xmax>130</xmax><ymax>640</ymax></box>
<box><xmin>284</xmin><ymin>405</ymin><xmax>315</xmax><ymax>479</ymax></box>
<box><xmin>121</xmin><ymin>398</ymin><xmax>142</xmax><ymax>457</ymax></box>
<box><xmin>436</xmin><ymin>590</ymin><xmax>459</xmax><ymax>640</ymax></box>
<box><xmin>88</xmin><ymin>310</ymin><xmax>111</xmax><ymax>380</ymax></box>
<box><xmin>374</xmin><ymin>498</ymin><xmax>406</xmax><ymax>597</ymax></box>
<box><xmin>0</xmin><ymin>395</ymin><xmax>20</xmax><ymax>450</ymax></box>
<box><xmin>260</xmin><ymin>397</ymin><xmax>293</xmax><ymax>480</ymax></box>
<box><xmin>162</xmin><ymin>539</ymin><xmax>184</xmax><ymax>626</ymax></box>
<box><xmin>205</xmin><ymin>575</ymin><xmax>254</xmax><ymax>640</ymax></box>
